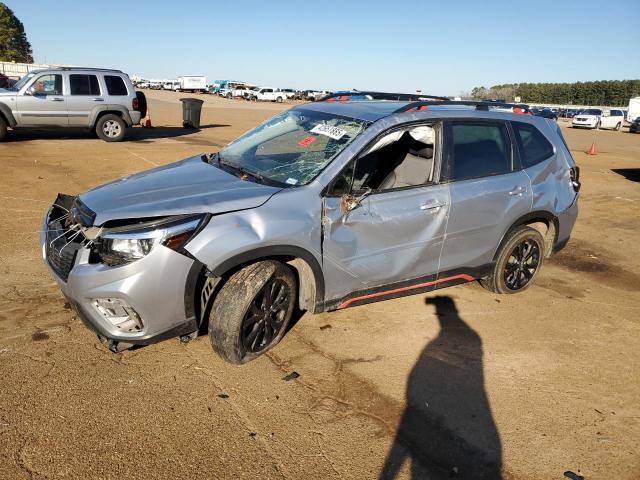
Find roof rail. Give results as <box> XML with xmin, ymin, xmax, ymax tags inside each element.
<box><xmin>320</xmin><ymin>91</ymin><xmax>448</xmax><ymax>102</ymax></box>
<box><xmin>397</xmin><ymin>100</ymin><xmax>532</xmax><ymax>114</ymax></box>
<box><xmin>53</xmin><ymin>66</ymin><xmax>124</xmax><ymax>73</ymax></box>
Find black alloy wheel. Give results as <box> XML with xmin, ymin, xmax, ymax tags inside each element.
<box><xmin>503</xmin><ymin>239</ymin><xmax>541</xmax><ymax>291</ymax></box>
<box><xmin>241</xmin><ymin>278</ymin><xmax>290</xmax><ymax>353</ymax></box>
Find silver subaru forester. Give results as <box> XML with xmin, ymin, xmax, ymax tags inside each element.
<box><xmin>41</xmin><ymin>93</ymin><xmax>580</xmax><ymax>363</ymax></box>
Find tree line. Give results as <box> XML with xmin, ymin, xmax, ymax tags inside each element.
<box><xmin>0</xmin><ymin>2</ymin><xmax>33</xmax><ymax>63</ymax></box>
<box><xmin>467</xmin><ymin>80</ymin><xmax>640</xmax><ymax>106</ymax></box>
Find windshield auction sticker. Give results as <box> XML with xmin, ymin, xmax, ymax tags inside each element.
<box><xmin>298</xmin><ymin>136</ymin><xmax>316</xmax><ymax>147</ymax></box>
<box><xmin>310</xmin><ymin>124</ymin><xmax>347</xmax><ymax>140</ymax></box>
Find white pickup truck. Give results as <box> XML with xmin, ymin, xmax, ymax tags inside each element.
<box><xmin>221</xmin><ymin>85</ymin><xmax>252</xmax><ymax>99</ymax></box>
<box><xmin>248</xmin><ymin>87</ymin><xmax>286</xmax><ymax>103</ymax></box>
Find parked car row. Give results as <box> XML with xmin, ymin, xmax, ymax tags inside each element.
<box><xmin>215</xmin><ymin>86</ymin><xmax>332</xmax><ymax>103</ymax></box>
<box><xmin>135</xmin><ymin>76</ymin><xmax>208</xmax><ymax>94</ymax></box>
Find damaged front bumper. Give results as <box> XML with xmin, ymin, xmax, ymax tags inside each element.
<box><xmin>41</xmin><ymin>194</ymin><xmax>198</xmax><ymax>352</ymax></box>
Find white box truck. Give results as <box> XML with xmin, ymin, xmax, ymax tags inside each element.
<box><xmin>627</xmin><ymin>97</ymin><xmax>640</xmax><ymax>123</ymax></box>
<box><xmin>178</xmin><ymin>76</ymin><xmax>207</xmax><ymax>93</ymax></box>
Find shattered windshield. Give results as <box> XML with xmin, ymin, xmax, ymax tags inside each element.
<box><xmin>216</xmin><ymin>108</ymin><xmax>369</xmax><ymax>187</ymax></box>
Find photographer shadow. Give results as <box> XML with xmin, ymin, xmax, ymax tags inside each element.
<box><xmin>380</xmin><ymin>295</ymin><xmax>502</xmax><ymax>479</ymax></box>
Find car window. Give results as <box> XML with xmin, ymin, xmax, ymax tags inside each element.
<box><xmin>512</xmin><ymin>122</ymin><xmax>554</xmax><ymax>168</ymax></box>
<box><xmin>444</xmin><ymin>122</ymin><xmax>512</xmax><ymax>182</ymax></box>
<box><xmin>31</xmin><ymin>74</ymin><xmax>63</xmax><ymax>95</ymax></box>
<box><xmin>328</xmin><ymin>125</ymin><xmax>437</xmax><ymax>196</ymax></box>
<box><xmin>104</xmin><ymin>75</ymin><xmax>128</xmax><ymax>96</ymax></box>
<box><xmin>70</xmin><ymin>74</ymin><xmax>101</xmax><ymax>96</ymax></box>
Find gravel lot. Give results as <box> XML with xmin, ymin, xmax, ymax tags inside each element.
<box><xmin>1</xmin><ymin>90</ymin><xmax>639</xmax><ymax>479</ymax></box>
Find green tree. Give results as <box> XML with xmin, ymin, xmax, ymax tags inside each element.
<box><xmin>0</xmin><ymin>2</ymin><xmax>33</xmax><ymax>63</ymax></box>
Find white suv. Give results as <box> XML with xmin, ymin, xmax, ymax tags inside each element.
<box><xmin>0</xmin><ymin>67</ymin><xmax>142</xmax><ymax>142</ymax></box>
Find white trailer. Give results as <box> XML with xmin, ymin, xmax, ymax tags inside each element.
<box><xmin>178</xmin><ymin>76</ymin><xmax>207</xmax><ymax>93</ymax></box>
<box><xmin>627</xmin><ymin>97</ymin><xmax>640</xmax><ymax>123</ymax></box>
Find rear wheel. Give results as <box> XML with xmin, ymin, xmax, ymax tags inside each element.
<box><xmin>0</xmin><ymin>116</ymin><xmax>7</xmax><ymax>141</ymax></box>
<box><xmin>95</xmin><ymin>114</ymin><xmax>127</xmax><ymax>142</ymax></box>
<box><xmin>208</xmin><ymin>261</ymin><xmax>297</xmax><ymax>364</ymax></box>
<box><xmin>480</xmin><ymin>226</ymin><xmax>545</xmax><ymax>294</ymax></box>
<box><xmin>276</xmin><ymin>96</ymin><xmax>283</xmax><ymax>103</ymax></box>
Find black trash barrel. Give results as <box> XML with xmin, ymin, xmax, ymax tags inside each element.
<box><xmin>180</xmin><ymin>98</ymin><xmax>204</xmax><ymax>129</ymax></box>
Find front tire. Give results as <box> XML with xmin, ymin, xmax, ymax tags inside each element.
<box><xmin>0</xmin><ymin>116</ymin><xmax>7</xmax><ymax>141</ymax></box>
<box><xmin>208</xmin><ymin>261</ymin><xmax>297</xmax><ymax>364</ymax></box>
<box><xmin>95</xmin><ymin>114</ymin><xmax>127</xmax><ymax>142</ymax></box>
<box><xmin>480</xmin><ymin>226</ymin><xmax>545</xmax><ymax>294</ymax></box>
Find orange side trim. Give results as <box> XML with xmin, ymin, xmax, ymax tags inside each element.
<box><xmin>337</xmin><ymin>274</ymin><xmax>475</xmax><ymax>309</ymax></box>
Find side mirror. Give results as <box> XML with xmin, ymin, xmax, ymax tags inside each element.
<box><xmin>340</xmin><ymin>188</ymin><xmax>372</xmax><ymax>214</ymax></box>
<box><xmin>24</xmin><ymin>86</ymin><xmax>35</xmax><ymax>96</ymax></box>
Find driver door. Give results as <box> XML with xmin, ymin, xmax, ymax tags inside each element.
<box><xmin>321</xmin><ymin>123</ymin><xmax>450</xmax><ymax>305</ymax></box>
<box><xmin>16</xmin><ymin>73</ymin><xmax>68</xmax><ymax>126</ymax></box>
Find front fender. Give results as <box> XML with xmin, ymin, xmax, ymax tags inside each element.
<box><xmin>0</xmin><ymin>102</ymin><xmax>17</xmax><ymax>127</ymax></box>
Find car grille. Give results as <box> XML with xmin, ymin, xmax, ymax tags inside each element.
<box><xmin>45</xmin><ymin>217</ymin><xmax>83</xmax><ymax>282</ymax></box>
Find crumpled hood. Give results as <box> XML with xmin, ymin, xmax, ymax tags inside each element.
<box><xmin>80</xmin><ymin>155</ymin><xmax>282</xmax><ymax>225</ymax></box>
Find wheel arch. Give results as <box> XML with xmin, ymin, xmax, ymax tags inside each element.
<box><xmin>90</xmin><ymin>105</ymin><xmax>133</xmax><ymax>128</ymax></box>
<box><xmin>200</xmin><ymin>246</ymin><xmax>325</xmax><ymax>315</ymax></box>
<box><xmin>493</xmin><ymin>211</ymin><xmax>558</xmax><ymax>260</ymax></box>
<box><xmin>0</xmin><ymin>103</ymin><xmax>17</xmax><ymax>127</ymax></box>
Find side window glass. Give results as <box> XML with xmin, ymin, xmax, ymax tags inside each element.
<box><xmin>354</xmin><ymin>126</ymin><xmax>437</xmax><ymax>193</ymax></box>
<box><xmin>326</xmin><ymin>125</ymin><xmax>438</xmax><ymax>197</ymax></box>
<box><xmin>512</xmin><ymin>122</ymin><xmax>554</xmax><ymax>169</ymax></box>
<box><xmin>31</xmin><ymin>74</ymin><xmax>63</xmax><ymax>95</ymax></box>
<box><xmin>70</xmin><ymin>74</ymin><xmax>100</xmax><ymax>95</ymax></box>
<box><xmin>447</xmin><ymin>122</ymin><xmax>511</xmax><ymax>182</ymax></box>
<box><xmin>104</xmin><ymin>75</ymin><xmax>128</xmax><ymax>96</ymax></box>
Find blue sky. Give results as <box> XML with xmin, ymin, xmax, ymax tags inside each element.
<box><xmin>6</xmin><ymin>0</ymin><xmax>640</xmax><ymax>95</ymax></box>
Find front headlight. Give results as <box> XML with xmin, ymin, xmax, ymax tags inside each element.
<box><xmin>95</xmin><ymin>215</ymin><xmax>206</xmax><ymax>266</ymax></box>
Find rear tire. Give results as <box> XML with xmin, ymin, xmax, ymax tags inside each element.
<box><xmin>480</xmin><ymin>226</ymin><xmax>545</xmax><ymax>294</ymax></box>
<box><xmin>276</xmin><ymin>96</ymin><xmax>283</xmax><ymax>103</ymax></box>
<box><xmin>208</xmin><ymin>261</ymin><xmax>297</xmax><ymax>364</ymax></box>
<box><xmin>95</xmin><ymin>114</ymin><xmax>127</xmax><ymax>142</ymax></box>
<box><xmin>0</xmin><ymin>116</ymin><xmax>7</xmax><ymax>141</ymax></box>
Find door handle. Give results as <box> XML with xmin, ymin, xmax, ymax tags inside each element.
<box><xmin>420</xmin><ymin>202</ymin><xmax>447</xmax><ymax>212</ymax></box>
<box><xmin>93</xmin><ymin>98</ymin><xmax>104</xmax><ymax>102</ymax></box>
<box><xmin>51</xmin><ymin>98</ymin><xmax>64</xmax><ymax>102</ymax></box>
<box><xmin>509</xmin><ymin>187</ymin><xmax>526</xmax><ymax>196</ymax></box>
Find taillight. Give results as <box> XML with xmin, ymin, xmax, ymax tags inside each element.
<box><xmin>570</xmin><ymin>166</ymin><xmax>581</xmax><ymax>192</ymax></box>
<box><xmin>132</xmin><ymin>97</ymin><xmax>139</xmax><ymax>111</ymax></box>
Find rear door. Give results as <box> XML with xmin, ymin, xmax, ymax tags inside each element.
<box><xmin>16</xmin><ymin>73</ymin><xmax>67</xmax><ymax>126</ymax></box>
<box><xmin>438</xmin><ymin>120</ymin><xmax>532</xmax><ymax>274</ymax></box>
<box><xmin>66</xmin><ymin>73</ymin><xmax>102</xmax><ymax>126</ymax></box>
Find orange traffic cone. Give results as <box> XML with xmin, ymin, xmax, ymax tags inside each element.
<box><xmin>587</xmin><ymin>142</ymin><xmax>596</xmax><ymax>155</ymax></box>
<box><xmin>142</xmin><ymin>106</ymin><xmax>153</xmax><ymax>128</ymax></box>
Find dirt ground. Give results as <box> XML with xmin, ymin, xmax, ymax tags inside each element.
<box><xmin>0</xmin><ymin>90</ymin><xmax>638</xmax><ymax>480</ymax></box>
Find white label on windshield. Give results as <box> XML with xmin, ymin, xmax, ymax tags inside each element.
<box><xmin>285</xmin><ymin>177</ymin><xmax>298</xmax><ymax>185</ymax></box>
<box><xmin>310</xmin><ymin>124</ymin><xmax>347</xmax><ymax>140</ymax></box>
